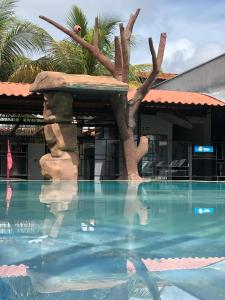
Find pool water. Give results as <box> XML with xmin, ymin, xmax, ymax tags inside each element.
<box><xmin>1</xmin><ymin>180</ymin><xmax>225</xmax><ymax>299</ymax></box>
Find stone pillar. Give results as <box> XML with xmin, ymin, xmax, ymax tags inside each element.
<box><xmin>40</xmin><ymin>92</ymin><xmax>79</xmax><ymax>181</ymax></box>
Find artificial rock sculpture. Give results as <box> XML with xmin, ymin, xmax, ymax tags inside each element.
<box><xmin>30</xmin><ymin>86</ymin><xmax>79</xmax><ymax>180</ymax></box>
<box><xmin>41</xmin><ymin>92</ymin><xmax>78</xmax><ymax>180</ymax></box>
<box><xmin>30</xmin><ymin>71</ymin><xmax>128</xmax><ymax>181</ymax></box>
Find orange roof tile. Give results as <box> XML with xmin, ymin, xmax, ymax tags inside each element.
<box><xmin>127</xmin><ymin>257</ymin><xmax>225</xmax><ymax>272</ymax></box>
<box><xmin>0</xmin><ymin>82</ymin><xmax>224</xmax><ymax>107</ymax></box>
<box><xmin>138</xmin><ymin>71</ymin><xmax>177</xmax><ymax>80</ymax></box>
<box><xmin>1</xmin><ymin>257</ymin><xmax>224</xmax><ymax>277</ymax></box>
<box><xmin>0</xmin><ymin>265</ymin><xmax>27</xmax><ymax>277</ymax></box>
<box><xmin>128</xmin><ymin>89</ymin><xmax>225</xmax><ymax>106</ymax></box>
<box><xmin>0</xmin><ymin>82</ymin><xmax>31</xmax><ymax>97</ymax></box>
<box><xmin>157</xmin><ymin>72</ymin><xmax>177</xmax><ymax>80</ymax></box>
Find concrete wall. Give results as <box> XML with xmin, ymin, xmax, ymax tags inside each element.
<box><xmin>141</xmin><ymin>114</ymin><xmax>173</xmax><ymax>161</ymax></box>
<box><xmin>187</xmin><ymin>113</ymin><xmax>211</xmax><ymax>144</ymax></box>
<box><xmin>28</xmin><ymin>143</ymin><xmax>45</xmax><ymax>180</ymax></box>
<box><xmin>141</xmin><ymin>113</ymin><xmax>211</xmax><ymax>159</ymax></box>
<box><xmin>155</xmin><ymin>53</ymin><xmax>225</xmax><ymax>95</ymax></box>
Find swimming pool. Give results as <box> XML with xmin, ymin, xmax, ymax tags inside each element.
<box><xmin>0</xmin><ymin>180</ymin><xmax>225</xmax><ymax>299</ymax></box>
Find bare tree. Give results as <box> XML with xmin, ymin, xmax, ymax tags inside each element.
<box><xmin>40</xmin><ymin>9</ymin><xmax>166</xmax><ymax>180</ymax></box>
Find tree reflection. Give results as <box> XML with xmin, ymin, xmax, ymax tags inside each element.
<box><xmin>4</xmin><ymin>181</ymin><xmax>162</xmax><ymax>300</ymax></box>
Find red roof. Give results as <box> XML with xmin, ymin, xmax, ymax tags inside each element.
<box><xmin>128</xmin><ymin>89</ymin><xmax>225</xmax><ymax>106</ymax></box>
<box><xmin>0</xmin><ymin>82</ymin><xmax>224</xmax><ymax>107</ymax></box>
<box><xmin>0</xmin><ymin>82</ymin><xmax>31</xmax><ymax>97</ymax></box>
<box><xmin>1</xmin><ymin>257</ymin><xmax>224</xmax><ymax>277</ymax></box>
<box><xmin>138</xmin><ymin>71</ymin><xmax>177</xmax><ymax>81</ymax></box>
<box><xmin>127</xmin><ymin>257</ymin><xmax>225</xmax><ymax>272</ymax></box>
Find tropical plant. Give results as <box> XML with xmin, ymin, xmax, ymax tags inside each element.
<box><xmin>9</xmin><ymin>55</ymin><xmax>54</xmax><ymax>82</ymax></box>
<box><xmin>48</xmin><ymin>5</ymin><xmax>119</xmax><ymax>76</ymax></box>
<box><xmin>129</xmin><ymin>63</ymin><xmax>165</xmax><ymax>88</ymax></box>
<box><xmin>0</xmin><ymin>0</ymin><xmax>51</xmax><ymax>82</ymax></box>
<box><xmin>8</xmin><ymin>5</ymin><xmax>120</xmax><ymax>82</ymax></box>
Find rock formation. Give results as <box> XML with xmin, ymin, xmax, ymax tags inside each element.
<box><xmin>30</xmin><ymin>71</ymin><xmax>128</xmax><ymax>181</ymax></box>
<box><xmin>41</xmin><ymin>93</ymin><xmax>78</xmax><ymax>181</ymax></box>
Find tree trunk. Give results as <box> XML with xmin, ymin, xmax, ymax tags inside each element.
<box><xmin>112</xmin><ymin>95</ymin><xmax>147</xmax><ymax>181</ymax></box>
<box><xmin>121</xmin><ymin>128</ymin><xmax>141</xmax><ymax>180</ymax></box>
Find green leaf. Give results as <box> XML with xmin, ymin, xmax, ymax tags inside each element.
<box><xmin>66</xmin><ymin>5</ymin><xmax>88</xmax><ymax>38</ymax></box>
<box><xmin>0</xmin><ymin>0</ymin><xmax>16</xmax><ymax>30</ymax></box>
<box><xmin>0</xmin><ymin>20</ymin><xmax>52</xmax><ymax>64</ymax></box>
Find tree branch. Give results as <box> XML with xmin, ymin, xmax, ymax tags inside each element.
<box><xmin>113</xmin><ymin>9</ymin><xmax>140</xmax><ymax>83</ymax></box>
<box><xmin>114</xmin><ymin>36</ymin><xmax>123</xmax><ymax>79</ymax></box>
<box><xmin>93</xmin><ymin>17</ymin><xmax>99</xmax><ymax>48</ymax></box>
<box><xmin>127</xmin><ymin>33</ymin><xmax>167</xmax><ymax>129</ymax></box>
<box><xmin>125</xmin><ymin>8</ymin><xmax>140</xmax><ymax>41</ymax></box>
<box><xmin>157</xmin><ymin>32</ymin><xmax>167</xmax><ymax>69</ymax></box>
<box><xmin>135</xmin><ymin>136</ymin><xmax>148</xmax><ymax>163</ymax></box>
<box><xmin>120</xmin><ymin>23</ymin><xmax>129</xmax><ymax>83</ymax></box>
<box><xmin>130</xmin><ymin>33</ymin><xmax>167</xmax><ymax>103</ymax></box>
<box><xmin>134</xmin><ymin>37</ymin><xmax>158</xmax><ymax>97</ymax></box>
<box><xmin>39</xmin><ymin>15</ymin><xmax>116</xmax><ymax>77</ymax></box>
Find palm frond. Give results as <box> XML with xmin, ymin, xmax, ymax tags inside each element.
<box><xmin>9</xmin><ymin>61</ymin><xmax>42</xmax><ymax>83</ymax></box>
<box><xmin>132</xmin><ymin>64</ymin><xmax>153</xmax><ymax>72</ymax></box>
<box><xmin>128</xmin><ymin>65</ymin><xmax>144</xmax><ymax>86</ymax></box>
<box><xmin>0</xmin><ymin>20</ymin><xmax>52</xmax><ymax>64</ymax></box>
<box><xmin>66</xmin><ymin>5</ymin><xmax>88</xmax><ymax>38</ymax></box>
<box><xmin>9</xmin><ymin>56</ymin><xmax>54</xmax><ymax>82</ymax></box>
<box><xmin>82</xmin><ymin>16</ymin><xmax>119</xmax><ymax>74</ymax></box>
<box><xmin>98</xmin><ymin>16</ymin><xmax>120</xmax><ymax>46</ymax></box>
<box><xmin>49</xmin><ymin>39</ymin><xmax>87</xmax><ymax>74</ymax></box>
<box><xmin>0</xmin><ymin>0</ymin><xmax>16</xmax><ymax>30</ymax></box>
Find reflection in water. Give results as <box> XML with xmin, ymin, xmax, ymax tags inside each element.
<box><xmin>2</xmin><ymin>181</ymin><xmax>225</xmax><ymax>299</ymax></box>
<box><xmin>39</xmin><ymin>181</ymin><xmax>78</xmax><ymax>239</ymax></box>
<box><xmin>0</xmin><ymin>181</ymin><xmax>159</xmax><ymax>300</ymax></box>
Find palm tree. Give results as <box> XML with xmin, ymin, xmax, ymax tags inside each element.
<box><xmin>0</xmin><ymin>0</ymin><xmax>51</xmax><ymax>82</ymax></box>
<box><xmin>49</xmin><ymin>5</ymin><xmax>119</xmax><ymax>76</ymax></box>
<box><xmin>9</xmin><ymin>5</ymin><xmax>120</xmax><ymax>82</ymax></box>
<box><xmin>9</xmin><ymin>55</ymin><xmax>54</xmax><ymax>82</ymax></box>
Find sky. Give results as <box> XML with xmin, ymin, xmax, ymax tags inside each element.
<box><xmin>16</xmin><ymin>0</ymin><xmax>225</xmax><ymax>74</ymax></box>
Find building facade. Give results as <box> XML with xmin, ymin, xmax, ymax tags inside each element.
<box><xmin>0</xmin><ymin>82</ymin><xmax>225</xmax><ymax>181</ymax></box>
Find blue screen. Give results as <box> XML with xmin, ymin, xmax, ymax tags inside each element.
<box><xmin>194</xmin><ymin>207</ymin><xmax>215</xmax><ymax>215</ymax></box>
<box><xmin>194</xmin><ymin>145</ymin><xmax>214</xmax><ymax>153</ymax></box>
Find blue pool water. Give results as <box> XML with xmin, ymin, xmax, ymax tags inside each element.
<box><xmin>1</xmin><ymin>181</ymin><xmax>225</xmax><ymax>299</ymax></box>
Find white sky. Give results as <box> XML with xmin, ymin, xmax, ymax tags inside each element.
<box><xmin>16</xmin><ymin>0</ymin><xmax>225</xmax><ymax>74</ymax></box>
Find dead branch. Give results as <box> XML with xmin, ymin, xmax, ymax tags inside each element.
<box><xmin>127</xmin><ymin>33</ymin><xmax>167</xmax><ymax>128</ymax></box>
<box><xmin>39</xmin><ymin>15</ymin><xmax>116</xmax><ymax>77</ymax></box>
<box><xmin>93</xmin><ymin>17</ymin><xmax>99</xmax><ymax>48</ymax></box>
<box><xmin>157</xmin><ymin>33</ymin><xmax>167</xmax><ymax>68</ymax></box>
<box><xmin>114</xmin><ymin>36</ymin><xmax>123</xmax><ymax>79</ymax></box>
<box><xmin>136</xmin><ymin>136</ymin><xmax>149</xmax><ymax>163</ymax></box>
<box><xmin>132</xmin><ymin>33</ymin><xmax>167</xmax><ymax>102</ymax></box>
<box><xmin>132</xmin><ymin>38</ymin><xmax>158</xmax><ymax>100</ymax></box>
<box><xmin>40</xmin><ymin>10</ymin><xmax>141</xmax><ymax>82</ymax></box>
<box><xmin>120</xmin><ymin>23</ymin><xmax>129</xmax><ymax>82</ymax></box>
<box><xmin>125</xmin><ymin>9</ymin><xmax>140</xmax><ymax>41</ymax></box>
<box><xmin>112</xmin><ymin>9</ymin><xmax>141</xmax><ymax>80</ymax></box>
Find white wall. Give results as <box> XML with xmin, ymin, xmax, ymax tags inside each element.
<box><xmin>155</xmin><ymin>53</ymin><xmax>225</xmax><ymax>95</ymax></box>
<box><xmin>28</xmin><ymin>143</ymin><xmax>45</xmax><ymax>180</ymax></box>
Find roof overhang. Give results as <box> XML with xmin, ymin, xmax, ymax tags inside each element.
<box><xmin>30</xmin><ymin>71</ymin><xmax>128</xmax><ymax>95</ymax></box>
